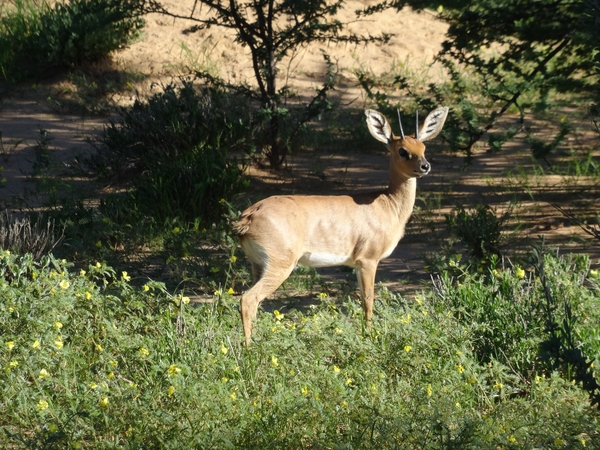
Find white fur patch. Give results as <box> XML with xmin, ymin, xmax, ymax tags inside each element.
<box><xmin>299</xmin><ymin>252</ymin><xmax>353</xmax><ymax>268</ymax></box>
<box><xmin>241</xmin><ymin>238</ymin><xmax>269</xmax><ymax>266</ymax></box>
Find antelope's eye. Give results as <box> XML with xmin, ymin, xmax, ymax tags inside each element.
<box><xmin>398</xmin><ymin>147</ymin><xmax>411</xmax><ymax>160</ymax></box>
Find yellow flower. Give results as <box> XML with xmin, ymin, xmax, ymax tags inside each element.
<box><xmin>589</xmin><ymin>269</ymin><xmax>598</xmax><ymax>278</ymax></box>
<box><xmin>271</xmin><ymin>356</ymin><xmax>279</xmax><ymax>367</ymax></box>
<box><xmin>456</xmin><ymin>364</ymin><xmax>464</xmax><ymax>373</ymax></box>
<box><xmin>54</xmin><ymin>321</ymin><xmax>63</xmax><ymax>329</ymax></box>
<box><xmin>220</xmin><ymin>344</ymin><xmax>228</xmax><ymax>355</ymax></box>
<box><xmin>96</xmin><ymin>344</ymin><xmax>103</xmax><ymax>351</ymax></box>
<box><xmin>6</xmin><ymin>341</ymin><xmax>15</xmax><ymax>350</ymax></box>
<box><xmin>516</xmin><ymin>268</ymin><xmax>525</xmax><ymax>279</ymax></box>
<box><xmin>554</xmin><ymin>438</ymin><xmax>564</xmax><ymax>446</ymax></box>
<box><xmin>37</xmin><ymin>400</ymin><xmax>49</xmax><ymax>411</ymax></box>
<box><xmin>168</xmin><ymin>386</ymin><xmax>175</xmax><ymax>397</ymax></box>
<box><xmin>59</xmin><ymin>280</ymin><xmax>70</xmax><ymax>289</ymax></box>
<box><xmin>80</xmin><ymin>269</ymin><xmax>86</xmax><ymax>277</ymax></box>
<box><xmin>109</xmin><ymin>360</ymin><xmax>117</xmax><ymax>367</ymax></box>
<box><xmin>85</xmin><ymin>291</ymin><xmax>92</xmax><ymax>300</ymax></box>
<box><xmin>341</xmin><ymin>400</ymin><xmax>348</xmax><ymax>407</ymax></box>
<box><xmin>455</xmin><ymin>402</ymin><xmax>461</xmax><ymax>408</ymax></box>
<box><xmin>39</xmin><ymin>369</ymin><xmax>50</xmax><ymax>379</ymax></box>
<box><xmin>508</xmin><ymin>436</ymin><xmax>516</xmax><ymax>443</ymax></box>
<box><xmin>121</xmin><ymin>271</ymin><xmax>131</xmax><ymax>282</ymax></box>
<box><xmin>221</xmin><ymin>377</ymin><xmax>229</xmax><ymax>383</ymax></box>
<box><xmin>167</xmin><ymin>364</ymin><xmax>181</xmax><ymax>377</ymax></box>
<box><xmin>9</xmin><ymin>361</ymin><xmax>18</xmax><ymax>368</ymax></box>
<box><xmin>139</xmin><ymin>347</ymin><xmax>150</xmax><ymax>357</ymax></box>
<box><xmin>96</xmin><ymin>240</ymin><xmax>103</xmax><ymax>248</ymax></box>
<box><xmin>107</xmin><ymin>372</ymin><xmax>115</xmax><ymax>379</ymax></box>
<box><xmin>400</xmin><ymin>314</ymin><xmax>411</xmax><ymax>324</ymax></box>
<box><xmin>181</xmin><ymin>296</ymin><xmax>190</xmax><ymax>305</ymax></box>
<box><xmin>143</xmin><ymin>284</ymin><xmax>150</xmax><ymax>291</ymax></box>
<box><xmin>95</xmin><ymin>262</ymin><xmax>101</xmax><ymax>268</ymax></box>
<box><xmin>345</xmin><ymin>378</ymin><xmax>353</xmax><ymax>386</ymax></box>
<box><xmin>227</xmin><ymin>287</ymin><xmax>234</xmax><ymax>295</ymax></box>
<box><xmin>100</xmin><ymin>397</ymin><xmax>109</xmax><ymax>408</ymax></box>
<box><xmin>173</xmin><ymin>227</ymin><xmax>180</xmax><ymax>234</ymax></box>
<box><xmin>89</xmin><ymin>382</ymin><xmax>98</xmax><ymax>389</ymax></box>
<box><xmin>493</xmin><ymin>381</ymin><xmax>503</xmax><ymax>389</ymax></box>
<box><xmin>427</xmin><ymin>384</ymin><xmax>432</xmax><ymax>396</ymax></box>
<box><xmin>301</xmin><ymin>386</ymin><xmax>308</xmax><ymax>396</ymax></box>
<box><xmin>230</xmin><ymin>255</ymin><xmax>237</xmax><ymax>263</ymax></box>
<box><xmin>333</xmin><ymin>365</ymin><xmax>340</xmax><ymax>373</ymax></box>
<box><xmin>54</xmin><ymin>337</ymin><xmax>63</xmax><ymax>349</ymax></box>
<box><xmin>229</xmin><ymin>391</ymin><xmax>236</xmax><ymax>400</ymax></box>
<box><xmin>273</xmin><ymin>310</ymin><xmax>284</xmax><ymax>321</ymax></box>
<box><xmin>318</xmin><ymin>292</ymin><xmax>327</xmax><ymax>300</ymax></box>
<box><xmin>404</xmin><ymin>345</ymin><xmax>412</xmax><ymax>352</ymax></box>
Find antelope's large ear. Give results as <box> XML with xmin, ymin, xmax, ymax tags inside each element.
<box><xmin>418</xmin><ymin>107</ymin><xmax>449</xmax><ymax>142</ymax></box>
<box><xmin>365</xmin><ymin>109</ymin><xmax>392</xmax><ymax>144</ymax></box>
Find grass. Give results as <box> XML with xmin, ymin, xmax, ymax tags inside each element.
<box><xmin>0</xmin><ymin>246</ymin><xmax>599</xmax><ymax>448</ymax></box>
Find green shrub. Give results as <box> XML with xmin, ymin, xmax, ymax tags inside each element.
<box><xmin>0</xmin><ymin>0</ymin><xmax>144</xmax><ymax>81</ymax></box>
<box><xmin>445</xmin><ymin>204</ymin><xmax>508</xmax><ymax>258</ymax></box>
<box><xmin>429</xmin><ymin>250</ymin><xmax>600</xmax><ymax>386</ymax></box>
<box><xmin>93</xmin><ymin>81</ymin><xmax>252</xmax><ymax>224</ymax></box>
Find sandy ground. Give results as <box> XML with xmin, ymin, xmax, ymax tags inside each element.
<box><xmin>0</xmin><ymin>2</ymin><xmax>598</xmax><ymax>298</ymax></box>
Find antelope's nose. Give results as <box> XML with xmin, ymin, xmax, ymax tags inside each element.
<box><xmin>421</xmin><ymin>162</ymin><xmax>430</xmax><ymax>173</ymax></box>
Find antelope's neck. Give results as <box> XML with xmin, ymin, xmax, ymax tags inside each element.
<box><xmin>385</xmin><ymin>173</ymin><xmax>417</xmax><ymax>224</ymax></box>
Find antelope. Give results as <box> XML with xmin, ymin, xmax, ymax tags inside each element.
<box><xmin>234</xmin><ymin>107</ymin><xmax>449</xmax><ymax>345</ymax></box>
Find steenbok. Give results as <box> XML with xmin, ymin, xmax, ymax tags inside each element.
<box><xmin>234</xmin><ymin>107</ymin><xmax>449</xmax><ymax>345</ymax></box>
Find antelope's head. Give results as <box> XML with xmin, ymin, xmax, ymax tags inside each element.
<box><xmin>365</xmin><ymin>107</ymin><xmax>449</xmax><ymax>180</ymax></box>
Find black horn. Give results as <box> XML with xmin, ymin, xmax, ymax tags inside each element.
<box><xmin>415</xmin><ymin>110</ymin><xmax>419</xmax><ymax>140</ymax></box>
<box><xmin>397</xmin><ymin>109</ymin><xmax>405</xmax><ymax>140</ymax></box>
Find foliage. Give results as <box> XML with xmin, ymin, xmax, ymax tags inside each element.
<box><xmin>141</xmin><ymin>0</ymin><xmax>389</xmax><ymax>168</ymax></box>
<box><xmin>357</xmin><ymin>0</ymin><xmax>600</xmax><ymax>160</ymax></box>
<box><xmin>533</xmin><ymin>244</ymin><xmax>600</xmax><ymax>407</ymax></box>
<box><xmin>0</xmin><ymin>250</ymin><xmax>599</xmax><ymax>448</ymax></box>
<box><xmin>430</xmin><ymin>249</ymin><xmax>600</xmax><ymax>390</ymax></box>
<box><xmin>0</xmin><ymin>0</ymin><xmax>145</xmax><ymax>82</ymax></box>
<box><xmin>91</xmin><ymin>81</ymin><xmax>250</xmax><ymax>224</ymax></box>
<box><xmin>445</xmin><ymin>204</ymin><xmax>509</xmax><ymax>258</ymax></box>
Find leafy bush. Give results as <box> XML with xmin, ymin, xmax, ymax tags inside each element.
<box><xmin>445</xmin><ymin>204</ymin><xmax>508</xmax><ymax>258</ymax></box>
<box><xmin>0</xmin><ymin>250</ymin><xmax>598</xmax><ymax>448</ymax></box>
<box><xmin>92</xmin><ymin>81</ymin><xmax>252</xmax><ymax>224</ymax></box>
<box><xmin>0</xmin><ymin>0</ymin><xmax>144</xmax><ymax>81</ymax></box>
<box><xmin>430</xmin><ymin>249</ymin><xmax>600</xmax><ymax>392</ymax></box>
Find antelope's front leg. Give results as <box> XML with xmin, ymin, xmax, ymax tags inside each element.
<box><xmin>356</xmin><ymin>261</ymin><xmax>377</xmax><ymax>325</ymax></box>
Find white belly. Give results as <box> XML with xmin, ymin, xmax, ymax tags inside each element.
<box><xmin>298</xmin><ymin>252</ymin><xmax>354</xmax><ymax>268</ymax></box>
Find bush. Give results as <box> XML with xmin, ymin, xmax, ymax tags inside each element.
<box><xmin>0</xmin><ymin>0</ymin><xmax>144</xmax><ymax>81</ymax></box>
<box><xmin>430</xmin><ymin>250</ymin><xmax>600</xmax><ymax>388</ymax></box>
<box><xmin>445</xmin><ymin>204</ymin><xmax>508</xmax><ymax>258</ymax></box>
<box><xmin>93</xmin><ymin>81</ymin><xmax>252</xmax><ymax>224</ymax></box>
